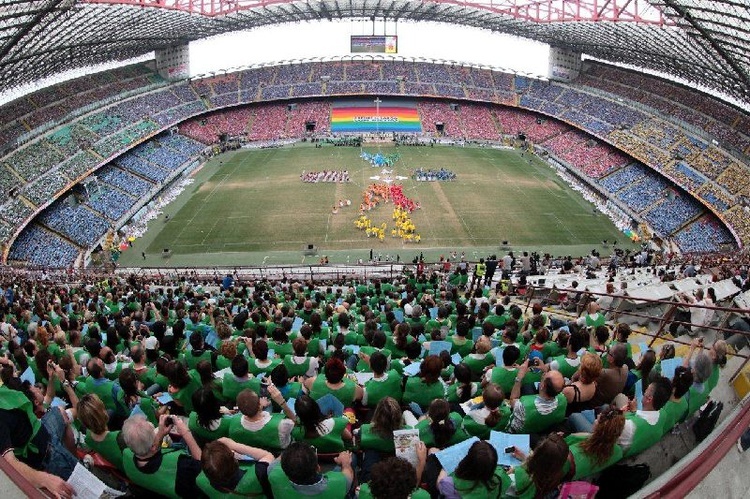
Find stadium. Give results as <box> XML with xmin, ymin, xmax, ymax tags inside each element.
<box><xmin>0</xmin><ymin>0</ymin><xmax>749</xmax><ymax>498</ymax></box>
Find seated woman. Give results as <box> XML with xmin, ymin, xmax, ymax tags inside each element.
<box><xmin>221</xmin><ymin>355</ymin><xmax>255</xmax><ymax>404</ymax></box>
<box><xmin>411</xmin><ymin>399</ymin><xmax>469</xmax><ymax>449</ymax></box>
<box><xmin>292</xmin><ymin>394</ymin><xmax>352</xmax><ymax>453</ymax></box>
<box><xmin>447</xmin><ymin>363</ymin><xmax>481</xmax><ymax>404</ymax></box>
<box><xmin>355</xmin><ymin>329</ymin><xmax>392</xmax><ymax>372</ymax></box>
<box><xmin>562</xmin><ymin>352</ymin><xmax>603</xmax><ymax>415</ymax></box>
<box><xmin>196</xmin><ymin>438</ymin><xmax>274</xmax><ymax>498</ymax></box>
<box><xmin>403</xmin><ymin>355</ymin><xmax>446</xmax><ymax>410</ymax></box>
<box><xmin>246</xmin><ymin>340</ymin><xmax>281</xmax><ymax>377</ymax></box>
<box><xmin>188</xmin><ymin>387</ymin><xmax>231</xmax><ymax>445</ymax></box>
<box><xmin>267</xmin><ymin>325</ymin><xmax>294</xmax><ymax>358</ymax></box>
<box><xmin>116</xmin><ymin>367</ymin><xmax>158</xmax><ymax>425</ymax></box>
<box><xmin>436</xmin><ymin>440</ymin><xmax>511</xmax><ymax>498</ymax></box>
<box><xmin>509</xmin><ymin>433</ymin><xmax>570</xmax><ymax>499</ymax></box>
<box><xmin>462</xmin><ymin>384</ymin><xmax>511</xmax><ymax>439</ymax></box>
<box><xmin>77</xmin><ymin>393</ymin><xmax>126</xmax><ymax>470</ymax></box>
<box><xmin>565</xmin><ymin>404</ymin><xmax>625</xmax><ymax>479</ymax></box>
<box><xmin>358</xmin><ymin>397</ymin><xmax>407</xmax><ymax>453</ymax></box>
<box><xmin>164</xmin><ymin>360</ymin><xmax>201</xmax><ymax>415</ymax></box>
<box><xmin>304</xmin><ymin>357</ymin><xmax>364</xmax><ymax>407</ymax></box>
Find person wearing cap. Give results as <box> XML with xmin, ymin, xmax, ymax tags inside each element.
<box><xmin>506</xmin><ymin>359</ymin><xmax>567</xmax><ymax>434</ymax></box>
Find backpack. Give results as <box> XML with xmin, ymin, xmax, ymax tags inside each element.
<box><xmin>595</xmin><ymin>463</ymin><xmax>651</xmax><ymax>499</ymax></box>
<box><xmin>693</xmin><ymin>400</ymin><xmax>723</xmax><ymax>443</ymax></box>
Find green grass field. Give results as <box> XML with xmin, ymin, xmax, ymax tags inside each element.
<box><xmin>119</xmin><ymin>143</ymin><xmax>635</xmax><ymax>267</ymax></box>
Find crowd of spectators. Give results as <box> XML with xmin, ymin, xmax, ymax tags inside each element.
<box><xmin>642</xmin><ymin>193</ymin><xmax>704</xmax><ymax>236</ymax></box>
<box><xmin>179</xmin><ymin>108</ymin><xmax>256</xmax><ymax>144</ymax></box>
<box><xmin>598</xmin><ymin>163</ymin><xmax>650</xmax><ymax>193</ymax></box>
<box><xmin>38</xmin><ymin>199</ymin><xmax>111</xmax><ymax>247</ymax></box>
<box><xmin>579</xmin><ymin>62</ymin><xmax>750</xmax><ymax>153</ymax></box>
<box><xmin>615</xmin><ymin>176</ymin><xmax>670</xmax><ymax>214</ymax></box>
<box><xmin>0</xmin><ymin>268</ymin><xmax>730</xmax><ymax>499</ymax></box>
<box><xmin>416</xmin><ymin>101</ymin><xmax>460</xmax><ymax>136</ymax></box>
<box><xmin>96</xmin><ymin>166</ymin><xmax>155</xmax><ymax>199</ymax></box>
<box><xmin>455</xmin><ymin>104</ymin><xmax>500</xmax><ymax>140</ymax></box>
<box><xmin>6</xmin><ymin>224</ymin><xmax>80</xmax><ymax>266</ymax></box>
<box><xmin>248</xmin><ymin>104</ymin><xmax>289</xmax><ymax>141</ymax></box>
<box><xmin>673</xmin><ymin>216</ymin><xmax>735</xmax><ymax>253</ymax></box>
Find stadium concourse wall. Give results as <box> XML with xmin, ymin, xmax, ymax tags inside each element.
<box><xmin>0</xmin><ymin>59</ymin><xmax>748</xmax><ymax>263</ymax></box>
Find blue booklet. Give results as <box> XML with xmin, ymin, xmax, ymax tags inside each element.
<box><xmin>403</xmin><ymin>361</ymin><xmax>422</xmax><ymax>377</ymax></box>
<box><xmin>429</xmin><ymin>341</ymin><xmax>452</xmax><ymax>356</ymax></box>
<box><xmin>204</xmin><ymin>330</ymin><xmax>220</xmax><ymax>349</ymax></box>
<box><xmin>345</xmin><ymin>345</ymin><xmax>361</xmax><ymax>355</ymax></box>
<box><xmin>156</xmin><ymin>393</ymin><xmax>173</xmax><ymax>405</ymax></box>
<box><xmin>429</xmin><ymin>307</ymin><xmax>439</xmax><ymax>320</ymax></box>
<box><xmin>435</xmin><ymin>437</ymin><xmax>480</xmax><ymax>474</ymax></box>
<box><xmin>394</xmin><ymin>310</ymin><xmax>404</xmax><ymax>323</ymax></box>
<box><xmin>489</xmin><ymin>431</ymin><xmax>531</xmax><ymax>467</ymax></box>
<box><xmin>316</xmin><ymin>393</ymin><xmax>344</xmax><ymax>417</ymax></box>
<box><xmin>285</xmin><ymin>398</ymin><xmax>297</xmax><ymax>416</ymax></box>
<box><xmin>20</xmin><ymin>366</ymin><xmax>35</xmax><ymax>385</ymax></box>
<box><xmin>408</xmin><ymin>402</ymin><xmax>424</xmax><ymax>417</ymax></box>
<box><xmin>635</xmin><ymin>379</ymin><xmax>643</xmax><ymax>410</ymax></box>
<box><xmin>660</xmin><ymin>357</ymin><xmax>683</xmax><ymax>381</ymax></box>
<box><xmin>292</xmin><ymin>317</ymin><xmax>304</xmax><ymax>332</ymax></box>
<box><xmin>451</xmin><ymin>353</ymin><xmax>462</xmax><ymax>365</ymax></box>
<box><xmin>472</xmin><ymin>327</ymin><xmax>483</xmax><ymax>341</ymax></box>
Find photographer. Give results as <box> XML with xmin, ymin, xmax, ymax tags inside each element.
<box><xmin>122</xmin><ymin>414</ymin><xmax>204</xmax><ymax>498</ymax></box>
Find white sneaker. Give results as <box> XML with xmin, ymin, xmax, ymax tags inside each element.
<box><xmin>738</xmin><ymin>438</ymin><xmax>745</xmax><ymax>453</ymax></box>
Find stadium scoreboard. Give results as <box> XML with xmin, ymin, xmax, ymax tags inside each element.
<box><xmin>350</xmin><ymin>35</ymin><xmax>398</xmax><ymax>54</ymax></box>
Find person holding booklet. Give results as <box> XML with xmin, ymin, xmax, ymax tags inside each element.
<box><xmin>361</xmin><ymin>351</ymin><xmax>404</xmax><ymax>406</ymax></box>
<box><xmin>292</xmin><ymin>394</ymin><xmax>352</xmax><ymax>453</ymax></box>
<box><xmin>436</xmin><ymin>440</ymin><xmax>511</xmax><ymax>498</ymax></box>
<box><xmin>403</xmin><ymin>355</ymin><xmax>447</xmax><ymax>409</ymax></box>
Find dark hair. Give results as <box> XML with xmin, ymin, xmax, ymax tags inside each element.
<box><xmin>118</xmin><ymin>367</ymin><xmax>140</xmax><ymax>404</ymax></box>
<box><xmin>503</xmin><ymin>345</ymin><xmax>520</xmax><ymax>366</ymax></box>
<box><xmin>594</xmin><ymin>325</ymin><xmax>610</xmax><ymax>345</ymax></box>
<box><xmin>165</xmin><ymin>360</ymin><xmax>191</xmax><ymax>389</ymax></box>
<box><xmin>649</xmin><ymin>376</ymin><xmax>672</xmax><ymax>410</ymax></box>
<box><xmin>428</xmin><ymin>399</ymin><xmax>455</xmax><ymax>449</ymax></box>
<box><xmin>231</xmin><ymin>355</ymin><xmax>249</xmax><ymax>378</ymax></box>
<box><xmin>192</xmin><ymin>386</ymin><xmax>222</xmax><ymax>428</ymax></box>
<box><xmin>420</xmin><ymin>355</ymin><xmax>442</xmax><ymax>384</ymax></box>
<box><xmin>281</xmin><ymin>442</ymin><xmax>319</xmax><ymax>485</ymax></box>
<box><xmin>523</xmin><ymin>433</ymin><xmax>569</xmax><ymax>498</ymax></box>
<box><xmin>454</xmin><ymin>441</ymin><xmax>500</xmax><ymax>494</ymax></box>
<box><xmin>404</xmin><ymin>341</ymin><xmax>422</xmax><ymax>360</ymax></box>
<box><xmin>569</xmin><ymin>331</ymin><xmax>586</xmax><ymax>352</ymax></box>
<box><xmin>483</xmin><ymin>384</ymin><xmax>505</xmax><ymax>428</ymax></box>
<box><xmin>295</xmin><ymin>395</ymin><xmax>327</xmax><ymax>438</ymax></box>
<box><xmin>202</xmin><ymin>440</ymin><xmax>239</xmax><ymax>484</ymax></box>
<box><xmin>253</xmin><ymin>339</ymin><xmax>269</xmax><ymax>361</ymax></box>
<box><xmin>369</xmin><ymin>457</ymin><xmax>418</xmax><ymax>499</ymax></box>
<box><xmin>270</xmin><ymin>363</ymin><xmax>289</xmax><ymax>388</ymax></box>
<box><xmin>636</xmin><ymin>350</ymin><xmax>656</xmax><ymax>387</ymax></box>
<box><xmin>453</xmin><ymin>363</ymin><xmax>474</xmax><ymax>403</ymax></box>
<box><xmin>325</xmin><ymin>357</ymin><xmax>346</xmax><ymax>384</ymax></box>
<box><xmin>370</xmin><ymin>351</ymin><xmax>387</xmax><ymax>375</ymax></box>
<box><xmin>672</xmin><ymin>366</ymin><xmax>693</xmax><ymax>399</ymax></box>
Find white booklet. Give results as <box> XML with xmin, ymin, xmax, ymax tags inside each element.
<box><xmin>393</xmin><ymin>428</ymin><xmax>421</xmax><ymax>468</ymax></box>
<box><xmin>67</xmin><ymin>463</ymin><xmax>125</xmax><ymax>498</ymax></box>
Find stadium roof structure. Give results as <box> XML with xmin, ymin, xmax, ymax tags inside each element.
<box><xmin>1</xmin><ymin>0</ymin><xmax>749</xmax><ymax>106</ymax></box>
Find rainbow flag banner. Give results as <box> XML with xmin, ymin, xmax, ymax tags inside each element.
<box><xmin>331</xmin><ymin>100</ymin><xmax>422</xmax><ymax>133</ymax></box>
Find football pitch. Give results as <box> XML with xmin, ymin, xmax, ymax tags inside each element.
<box><xmin>121</xmin><ymin>143</ymin><xmax>635</xmax><ymax>267</ymax></box>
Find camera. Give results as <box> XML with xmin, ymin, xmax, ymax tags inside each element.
<box><xmin>504</xmin><ymin>446</ymin><xmax>516</xmax><ymax>454</ymax></box>
<box><xmin>165</xmin><ymin>416</ymin><xmax>174</xmax><ymax>426</ymax></box>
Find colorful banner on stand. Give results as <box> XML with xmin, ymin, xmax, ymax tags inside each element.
<box><xmin>331</xmin><ymin>100</ymin><xmax>422</xmax><ymax>133</ymax></box>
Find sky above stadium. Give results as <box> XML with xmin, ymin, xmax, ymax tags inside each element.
<box><xmin>190</xmin><ymin>20</ymin><xmax>550</xmax><ymax>76</ymax></box>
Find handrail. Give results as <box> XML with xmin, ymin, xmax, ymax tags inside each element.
<box><xmin>640</xmin><ymin>393</ymin><xmax>750</xmax><ymax>498</ymax></box>
<box><xmin>0</xmin><ymin>456</ymin><xmax>47</xmax><ymax>498</ymax></box>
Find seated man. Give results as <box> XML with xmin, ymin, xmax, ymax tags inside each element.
<box><xmin>196</xmin><ymin>438</ymin><xmax>274</xmax><ymax>498</ymax></box>
<box><xmin>227</xmin><ymin>388</ymin><xmax>295</xmax><ymax>451</ymax></box>
<box><xmin>590</xmin><ymin>342</ymin><xmax>629</xmax><ymax>407</ymax></box>
<box><xmin>619</xmin><ymin>376</ymin><xmax>672</xmax><ymax>458</ymax></box>
<box><xmin>506</xmin><ymin>360</ymin><xmax>567</xmax><ymax>434</ymax></box>
<box><xmin>0</xmin><ymin>376</ymin><xmax>77</xmax><ymax>499</ymax></box>
<box><xmin>121</xmin><ymin>414</ymin><xmax>203</xmax><ymax>499</ymax></box>
<box><xmin>268</xmin><ymin>442</ymin><xmax>353</xmax><ymax>497</ymax></box>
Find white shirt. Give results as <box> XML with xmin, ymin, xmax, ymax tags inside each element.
<box><xmin>240</xmin><ymin>413</ymin><xmax>295</xmax><ymax>448</ymax></box>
